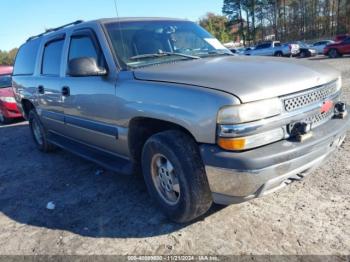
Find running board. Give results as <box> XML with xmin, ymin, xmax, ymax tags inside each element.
<box><xmin>47</xmin><ymin>132</ymin><xmax>134</xmax><ymax>175</ymax></box>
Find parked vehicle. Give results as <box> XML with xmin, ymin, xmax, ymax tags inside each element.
<box><xmin>13</xmin><ymin>18</ymin><xmax>350</xmax><ymax>223</ymax></box>
<box><xmin>0</xmin><ymin>66</ymin><xmax>22</xmax><ymax>124</ymax></box>
<box><xmin>334</xmin><ymin>34</ymin><xmax>349</xmax><ymax>42</ymax></box>
<box><xmin>311</xmin><ymin>40</ymin><xmax>334</xmax><ymax>54</ymax></box>
<box><xmin>324</xmin><ymin>37</ymin><xmax>350</xmax><ymax>58</ymax></box>
<box><xmin>245</xmin><ymin>41</ymin><xmax>299</xmax><ymax>57</ymax></box>
<box><xmin>295</xmin><ymin>42</ymin><xmax>317</xmax><ymax>58</ymax></box>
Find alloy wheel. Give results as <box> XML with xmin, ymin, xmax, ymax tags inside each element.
<box><xmin>150</xmin><ymin>153</ymin><xmax>180</xmax><ymax>205</ymax></box>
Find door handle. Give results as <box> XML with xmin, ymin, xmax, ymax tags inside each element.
<box><xmin>61</xmin><ymin>86</ymin><xmax>70</xmax><ymax>97</ymax></box>
<box><xmin>37</xmin><ymin>85</ymin><xmax>45</xmax><ymax>94</ymax></box>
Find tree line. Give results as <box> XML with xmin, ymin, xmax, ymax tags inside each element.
<box><xmin>200</xmin><ymin>0</ymin><xmax>350</xmax><ymax>46</ymax></box>
<box><xmin>0</xmin><ymin>48</ymin><xmax>18</xmax><ymax>66</ymax></box>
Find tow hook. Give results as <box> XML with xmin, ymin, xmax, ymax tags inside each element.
<box><xmin>334</xmin><ymin>102</ymin><xmax>347</xmax><ymax>119</ymax></box>
<box><xmin>292</xmin><ymin>122</ymin><xmax>313</xmax><ymax>142</ymax></box>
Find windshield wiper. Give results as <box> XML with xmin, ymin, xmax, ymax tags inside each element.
<box><xmin>129</xmin><ymin>51</ymin><xmax>200</xmax><ymax>61</ymax></box>
<box><xmin>204</xmin><ymin>50</ymin><xmax>234</xmax><ymax>56</ymax></box>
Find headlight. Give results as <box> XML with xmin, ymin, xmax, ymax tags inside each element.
<box><xmin>217</xmin><ymin>128</ymin><xmax>285</xmax><ymax>151</ymax></box>
<box><xmin>217</xmin><ymin>98</ymin><xmax>282</xmax><ymax>124</ymax></box>
<box><xmin>0</xmin><ymin>96</ymin><xmax>16</xmax><ymax>103</ymax></box>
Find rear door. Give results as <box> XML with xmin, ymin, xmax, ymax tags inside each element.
<box><xmin>37</xmin><ymin>35</ymin><xmax>66</xmax><ymax>134</ymax></box>
<box><xmin>61</xmin><ymin>28</ymin><xmax>121</xmax><ymax>153</ymax></box>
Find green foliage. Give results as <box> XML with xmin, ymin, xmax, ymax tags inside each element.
<box><xmin>223</xmin><ymin>0</ymin><xmax>350</xmax><ymax>45</ymax></box>
<box><xmin>0</xmin><ymin>48</ymin><xmax>18</xmax><ymax>66</ymax></box>
<box><xmin>199</xmin><ymin>13</ymin><xmax>232</xmax><ymax>43</ymax></box>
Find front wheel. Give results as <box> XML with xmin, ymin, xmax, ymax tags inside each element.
<box><xmin>0</xmin><ymin>112</ymin><xmax>10</xmax><ymax>125</ymax></box>
<box><xmin>328</xmin><ymin>49</ymin><xmax>339</xmax><ymax>58</ymax></box>
<box><xmin>142</xmin><ymin>130</ymin><xmax>212</xmax><ymax>223</ymax></box>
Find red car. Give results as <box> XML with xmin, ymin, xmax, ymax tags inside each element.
<box><xmin>0</xmin><ymin>66</ymin><xmax>22</xmax><ymax>124</ymax></box>
<box><xmin>334</xmin><ymin>34</ymin><xmax>349</xmax><ymax>42</ymax></box>
<box><xmin>324</xmin><ymin>37</ymin><xmax>350</xmax><ymax>58</ymax></box>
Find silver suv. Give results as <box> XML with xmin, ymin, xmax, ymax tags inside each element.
<box><xmin>13</xmin><ymin>18</ymin><xmax>350</xmax><ymax>223</ymax></box>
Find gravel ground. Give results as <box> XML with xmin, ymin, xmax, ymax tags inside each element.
<box><xmin>0</xmin><ymin>56</ymin><xmax>349</xmax><ymax>256</ymax></box>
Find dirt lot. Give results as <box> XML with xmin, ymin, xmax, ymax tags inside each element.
<box><xmin>0</xmin><ymin>56</ymin><xmax>349</xmax><ymax>256</ymax></box>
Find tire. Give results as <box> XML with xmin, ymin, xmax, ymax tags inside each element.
<box><xmin>141</xmin><ymin>130</ymin><xmax>212</xmax><ymax>223</ymax></box>
<box><xmin>300</xmin><ymin>51</ymin><xmax>306</xmax><ymax>58</ymax></box>
<box><xmin>274</xmin><ymin>52</ymin><xmax>283</xmax><ymax>57</ymax></box>
<box><xmin>328</xmin><ymin>49</ymin><xmax>339</xmax><ymax>58</ymax></box>
<box><xmin>0</xmin><ymin>112</ymin><xmax>10</xmax><ymax>125</ymax></box>
<box><xmin>28</xmin><ymin>109</ymin><xmax>56</xmax><ymax>152</ymax></box>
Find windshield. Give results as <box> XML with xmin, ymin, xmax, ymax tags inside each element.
<box><xmin>105</xmin><ymin>20</ymin><xmax>230</xmax><ymax>69</ymax></box>
<box><xmin>0</xmin><ymin>74</ymin><xmax>12</xmax><ymax>88</ymax></box>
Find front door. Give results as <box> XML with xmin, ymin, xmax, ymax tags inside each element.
<box><xmin>61</xmin><ymin>29</ymin><xmax>121</xmax><ymax>154</ymax></box>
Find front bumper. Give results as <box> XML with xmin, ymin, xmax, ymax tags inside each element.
<box><xmin>200</xmin><ymin>113</ymin><xmax>350</xmax><ymax>205</ymax></box>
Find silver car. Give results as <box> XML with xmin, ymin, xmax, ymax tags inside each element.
<box><xmin>312</xmin><ymin>40</ymin><xmax>335</xmax><ymax>54</ymax></box>
<box><xmin>13</xmin><ymin>18</ymin><xmax>350</xmax><ymax>223</ymax></box>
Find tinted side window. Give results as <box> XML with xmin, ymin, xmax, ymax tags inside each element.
<box><xmin>68</xmin><ymin>35</ymin><xmax>105</xmax><ymax>67</ymax></box>
<box><xmin>42</xmin><ymin>39</ymin><xmax>64</xmax><ymax>76</ymax></box>
<box><xmin>258</xmin><ymin>43</ymin><xmax>271</xmax><ymax>49</ymax></box>
<box><xmin>274</xmin><ymin>42</ymin><xmax>281</xmax><ymax>47</ymax></box>
<box><xmin>13</xmin><ymin>38</ymin><xmax>41</xmax><ymax>75</ymax></box>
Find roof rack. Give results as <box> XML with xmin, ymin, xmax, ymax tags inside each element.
<box><xmin>26</xmin><ymin>20</ymin><xmax>84</xmax><ymax>42</ymax></box>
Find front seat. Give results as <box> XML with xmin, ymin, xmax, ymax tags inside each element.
<box><xmin>133</xmin><ymin>30</ymin><xmax>170</xmax><ymax>55</ymax></box>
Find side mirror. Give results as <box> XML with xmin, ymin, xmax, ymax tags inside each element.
<box><xmin>68</xmin><ymin>57</ymin><xmax>107</xmax><ymax>77</ymax></box>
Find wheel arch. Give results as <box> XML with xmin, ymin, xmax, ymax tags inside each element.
<box><xmin>128</xmin><ymin>117</ymin><xmax>197</xmax><ymax>163</ymax></box>
<box><xmin>21</xmin><ymin>99</ymin><xmax>35</xmax><ymax>119</ymax></box>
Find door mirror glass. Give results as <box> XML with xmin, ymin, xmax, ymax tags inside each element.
<box><xmin>67</xmin><ymin>57</ymin><xmax>107</xmax><ymax>77</ymax></box>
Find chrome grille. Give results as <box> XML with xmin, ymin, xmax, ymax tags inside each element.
<box><xmin>307</xmin><ymin>109</ymin><xmax>334</xmax><ymax>128</ymax></box>
<box><xmin>288</xmin><ymin>109</ymin><xmax>334</xmax><ymax>134</ymax></box>
<box><xmin>284</xmin><ymin>81</ymin><xmax>338</xmax><ymax>112</ymax></box>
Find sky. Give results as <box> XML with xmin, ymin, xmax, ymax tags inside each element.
<box><xmin>0</xmin><ymin>0</ymin><xmax>223</xmax><ymax>51</ymax></box>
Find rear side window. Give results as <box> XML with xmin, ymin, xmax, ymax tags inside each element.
<box><xmin>13</xmin><ymin>38</ymin><xmax>41</xmax><ymax>75</ymax></box>
<box><xmin>274</xmin><ymin>42</ymin><xmax>281</xmax><ymax>47</ymax></box>
<box><xmin>42</xmin><ymin>39</ymin><xmax>64</xmax><ymax>76</ymax></box>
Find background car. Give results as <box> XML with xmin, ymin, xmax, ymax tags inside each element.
<box><xmin>245</xmin><ymin>41</ymin><xmax>299</xmax><ymax>57</ymax></box>
<box><xmin>334</xmin><ymin>34</ymin><xmax>349</xmax><ymax>42</ymax></box>
<box><xmin>294</xmin><ymin>42</ymin><xmax>317</xmax><ymax>58</ymax></box>
<box><xmin>324</xmin><ymin>37</ymin><xmax>350</xmax><ymax>58</ymax></box>
<box><xmin>0</xmin><ymin>66</ymin><xmax>22</xmax><ymax>124</ymax></box>
<box><xmin>311</xmin><ymin>40</ymin><xmax>334</xmax><ymax>54</ymax></box>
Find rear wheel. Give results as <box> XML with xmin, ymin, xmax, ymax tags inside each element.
<box><xmin>142</xmin><ymin>130</ymin><xmax>212</xmax><ymax>223</ymax></box>
<box><xmin>274</xmin><ymin>52</ymin><xmax>283</xmax><ymax>57</ymax></box>
<box><xmin>300</xmin><ymin>51</ymin><xmax>307</xmax><ymax>58</ymax></box>
<box><xmin>328</xmin><ymin>48</ymin><xmax>339</xmax><ymax>58</ymax></box>
<box><xmin>28</xmin><ymin>109</ymin><xmax>56</xmax><ymax>152</ymax></box>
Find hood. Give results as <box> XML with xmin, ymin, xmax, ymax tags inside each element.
<box><xmin>133</xmin><ymin>56</ymin><xmax>340</xmax><ymax>103</ymax></box>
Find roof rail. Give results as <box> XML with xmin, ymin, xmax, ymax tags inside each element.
<box><xmin>26</xmin><ymin>20</ymin><xmax>84</xmax><ymax>42</ymax></box>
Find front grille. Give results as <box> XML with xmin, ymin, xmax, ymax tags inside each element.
<box><xmin>307</xmin><ymin>109</ymin><xmax>334</xmax><ymax>128</ymax></box>
<box><xmin>283</xmin><ymin>81</ymin><xmax>338</xmax><ymax>112</ymax></box>
<box><xmin>288</xmin><ymin>109</ymin><xmax>334</xmax><ymax>134</ymax></box>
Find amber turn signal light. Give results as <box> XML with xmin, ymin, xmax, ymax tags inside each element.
<box><xmin>217</xmin><ymin>137</ymin><xmax>246</xmax><ymax>151</ymax></box>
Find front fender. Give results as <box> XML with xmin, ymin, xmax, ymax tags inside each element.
<box><xmin>115</xmin><ymin>76</ymin><xmax>239</xmax><ymax>144</ymax></box>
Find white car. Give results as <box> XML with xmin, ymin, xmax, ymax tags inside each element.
<box><xmin>245</xmin><ymin>41</ymin><xmax>299</xmax><ymax>57</ymax></box>
<box><xmin>311</xmin><ymin>40</ymin><xmax>334</xmax><ymax>54</ymax></box>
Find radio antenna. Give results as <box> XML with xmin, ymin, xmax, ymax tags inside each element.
<box><xmin>113</xmin><ymin>0</ymin><xmax>127</xmax><ymax>61</ymax></box>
